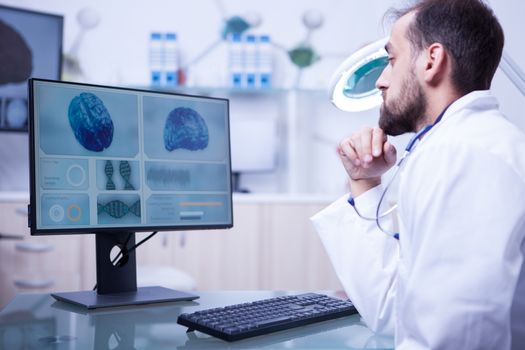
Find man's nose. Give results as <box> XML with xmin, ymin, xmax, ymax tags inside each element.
<box><xmin>375</xmin><ymin>66</ymin><xmax>389</xmax><ymax>91</ymax></box>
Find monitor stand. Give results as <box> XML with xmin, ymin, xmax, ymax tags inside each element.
<box><xmin>232</xmin><ymin>172</ymin><xmax>250</xmax><ymax>193</ymax></box>
<box><xmin>51</xmin><ymin>232</ymin><xmax>199</xmax><ymax>309</ymax></box>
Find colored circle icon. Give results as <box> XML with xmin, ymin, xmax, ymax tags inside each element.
<box><xmin>49</xmin><ymin>204</ymin><xmax>65</xmax><ymax>222</ymax></box>
<box><xmin>67</xmin><ymin>204</ymin><xmax>82</xmax><ymax>222</ymax></box>
<box><xmin>66</xmin><ymin>164</ymin><xmax>86</xmax><ymax>187</ymax></box>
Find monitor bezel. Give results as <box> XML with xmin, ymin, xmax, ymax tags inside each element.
<box><xmin>28</xmin><ymin>78</ymin><xmax>233</xmax><ymax>236</ymax></box>
<box><xmin>0</xmin><ymin>4</ymin><xmax>63</xmax><ymax>133</ymax></box>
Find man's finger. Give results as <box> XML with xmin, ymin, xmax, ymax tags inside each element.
<box><xmin>372</xmin><ymin>128</ymin><xmax>386</xmax><ymax>157</ymax></box>
<box><xmin>359</xmin><ymin>127</ymin><xmax>373</xmax><ymax>163</ymax></box>
<box><xmin>339</xmin><ymin>139</ymin><xmax>360</xmax><ymax>166</ymax></box>
<box><xmin>383</xmin><ymin>142</ymin><xmax>397</xmax><ymax>166</ymax></box>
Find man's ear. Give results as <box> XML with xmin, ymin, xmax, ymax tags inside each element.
<box><xmin>422</xmin><ymin>43</ymin><xmax>448</xmax><ymax>86</ymax></box>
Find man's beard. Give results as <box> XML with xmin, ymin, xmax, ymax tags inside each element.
<box><xmin>378</xmin><ymin>72</ymin><xmax>427</xmax><ymax>136</ymax></box>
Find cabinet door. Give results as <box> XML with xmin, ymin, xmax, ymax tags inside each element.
<box><xmin>259</xmin><ymin>202</ymin><xmax>343</xmax><ymax>291</ymax></box>
<box><xmin>80</xmin><ymin>202</ymin><xmax>261</xmax><ymax>291</ymax></box>
<box><xmin>0</xmin><ymin>271</ymin><xmax>81</xmax><ymax>305</ymax></box>
<box><xmin>171</xmin><ymin>202</ymin><xmax>261</xmax><ymax>290</ymax></box>
<box><xmin>0</xmin><ymin>202</ymin><xmax>82</xmax><ymax>308</ymax></box>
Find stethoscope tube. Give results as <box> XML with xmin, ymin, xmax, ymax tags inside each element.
<box><xmin>347</xmin><ymin>106</ymin><xmax>450</xmax><ymax>240</ymax></box>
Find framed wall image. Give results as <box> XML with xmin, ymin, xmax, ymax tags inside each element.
<box><xmin>0</xmin><ymin>5</ymin><xmax>63</xmax><ymax>132</ymax></box>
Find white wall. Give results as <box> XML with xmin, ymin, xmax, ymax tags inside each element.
<box><xmin>0</xmin><ymin>0</ymin><xmax>397</xmax><ymax>88</ymax></box>
<box><xmin>488</xmin><ymin>0</ymin><xmax>525</xmax><ymax>131</ymax></box>
<box><xmin>0</xmin><ymin>0</ymin><xmax>523</xmax><ymax>194</ymax></box>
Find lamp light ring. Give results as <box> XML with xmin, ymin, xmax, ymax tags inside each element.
<box><xmin>329</xmin><ymin>37</ymin><xmax>389</xmax><ymax>112</ymax></box>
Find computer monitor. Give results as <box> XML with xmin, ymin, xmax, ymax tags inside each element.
<box><xmin>28</xmin><ymin>78</ymin><xmax>233</xmax><ymax>308</ymax></box>
<box><xmin>0</xmin><ymin>5</ymin><xmax>62</xmax><ymax>132</ymax></box>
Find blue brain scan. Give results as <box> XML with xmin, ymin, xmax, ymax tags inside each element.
<box><xmin>164</xmin><ymin>107</ymin><xmax>209</xmax><ymax>151</ymax></box>
<box><xmin>68</xmin><ymin>92</ymin><xmax>114</xmax><ymax>152</ymax></box>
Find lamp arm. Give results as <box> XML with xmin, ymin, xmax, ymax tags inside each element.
<box><xmin>499</xmin><ymin>50</ymin><xmax>525</xmax><ymax>96</ymax></box>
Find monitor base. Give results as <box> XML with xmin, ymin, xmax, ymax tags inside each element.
<box><xmin>52</xmin><ymin>286</ymin><xmax>199</xmax><ymax>309</ymax></box>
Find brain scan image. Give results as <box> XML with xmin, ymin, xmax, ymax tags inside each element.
<box><xmin>143</xmin><ymin>94</ymin><xmax>227</xmax><ymax>161</ymax></box>
<box><xmin>68</xmin><ymin>92</ymin><xmax>114</xmax><ymax>152</ymax></box>
<box><xmin>163</xmin><ymin>107</ymin><xmax>209</xmax><ymax>151</ymax></box>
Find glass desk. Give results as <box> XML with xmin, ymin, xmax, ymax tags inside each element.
<box><xmin>0</xmin><ymin>291</ymin><xmax>394</xmax><ymax>349</ymax></box>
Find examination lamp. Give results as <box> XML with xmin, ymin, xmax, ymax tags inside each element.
<box><xmin>330</xmin><ymin>37</ymin><xmax>525</xmax><ymax>113</ymax></box>
<box><xmin>329</xmin><ymin>37</ymin><xmax>389</xmax><ymax>112</ymax></box>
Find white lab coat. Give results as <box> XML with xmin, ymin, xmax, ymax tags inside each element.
<box><xmin>311</xmin><ymin>91</ymin><xmax>525</xmax><ymax>349</ymax></box>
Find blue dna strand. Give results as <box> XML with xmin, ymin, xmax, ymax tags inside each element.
<box><xmin>105</xmin><ymin>160</ymin><xmax>116</xmax><ymax>190</ymax></box>
<box><xmin>119</xmin><ymin>160</ymin><xmax>135</xmax><ymax>190</ymax></box>
<box><xmin>97</xmin><ymin>200</ymin><xmax>141</xmax><ymax>219</ymax></box>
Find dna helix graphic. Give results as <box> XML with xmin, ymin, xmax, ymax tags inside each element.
<box><xmin>104</xmin><ymin>160</ymin><xmax>136</xmax><ymax>190</ymax></box>
<box><xmin>119</xmin><ymin>160</ymin><xmax>135</xmax><ymax>190</ymax></box>
<box><xmin>97</xmin><ymin>200</ymin><xmax>141</xmax><ymax>219</ymax></box>
<box><xmin>105</xmin><ymin>160</ymin><xmax>116</xmax><ymax>190</ymax></box>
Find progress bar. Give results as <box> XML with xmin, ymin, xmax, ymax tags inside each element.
<box><xmin>179</xmin><ymin>201</ymin><xmax>224</xmax><ymax>207</ymax></box>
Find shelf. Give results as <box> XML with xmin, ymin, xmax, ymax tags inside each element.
<box><xmin>232</xmin><ymin>192</ymin><xmax>337</xmax><ymax>204</ymax></box>
<box><xmin>0</xmin><ymin>192</ymin><xmax>29</xmax><ymax>202</ymax></box>
<box><xmin>135</xmin><ymin>85</ymin><xmax>328</xmax><ymax>98</ymax></box>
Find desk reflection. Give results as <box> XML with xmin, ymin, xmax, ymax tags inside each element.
<box><xmin>52</xmin><ymin>299</ymin><xmax>197</xmax><ymax>349</ymax></box>
<box><xmin>178</xmin><ymin>317</ymin><xmax>393</xmax><ymax>349</ymax></box>
<box><xmin>0</xmin><ymin>292</ymin><xmax>394</xmax><ymax>349</ymax></box>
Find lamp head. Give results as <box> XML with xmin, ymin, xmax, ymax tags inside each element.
<box><xmin>329</xmin><ymin>37</ymin><xmax>389</xmax><ymax>112</ymax></box>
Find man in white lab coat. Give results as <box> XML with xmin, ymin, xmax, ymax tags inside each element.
<box><xmin>312</xmin><ymin>0</ymin><xmax>525</xmax><ymax>349</ymax></box>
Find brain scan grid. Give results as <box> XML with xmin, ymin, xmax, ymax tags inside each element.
<box><xmin>34</xmin><ymin>81</ymin><xmax>231</xmax><ymax>230</ymax></box>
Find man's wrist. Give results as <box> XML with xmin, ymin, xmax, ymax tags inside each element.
<box><xmin>350</xmin><ymin>177</ymin><xmax>381</xmax><ymax>197</ymax></box>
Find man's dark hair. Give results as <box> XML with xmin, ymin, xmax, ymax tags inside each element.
<box><xmin>392</xmin><ymin>0</ymin><xmax>504</xmax><ymax>95</ymax></box>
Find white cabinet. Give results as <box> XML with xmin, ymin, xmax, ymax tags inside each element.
<box><xmin>170</xmin><ymin>202</ymin><xmax>262</xmax><ymax>290</ymax></box>
<box><xmin>81</xmin><ymin>199</ymin><xmax>342</xmax><ymax>292</ymax></box>
<box><xmin>142</xmin><ymin>199</ymin><xmax>341</xmax><ymax>291</ymax></box>
<box><xmin>0</xmin><ymin>201</ymin><xmax>82</xmax><ymax>308</ymax></box>
<box><xmin>259</xmin><ymin>202</ymin><xmax>342</xmax><ymax>290</ymax></box>
<box><xmin>0</xmin><ymin>197</ymin><xmax>343</xmax><ymax>309</ymax></box>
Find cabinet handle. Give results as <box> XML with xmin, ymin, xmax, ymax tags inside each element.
<box><xmin>15</xmin><ymin>242</ymin><xmax>54</xmax><ymax>253</ymax></box>
<box><xmin>179</xmin><ymin>232</ymin><xmax>186</xmax><ymax>248</ymax></box>
<box><xmin>14</xmin><ymin>279</ymin><xmax>55</xmax><ymax>289</ymax></box>
<box><xmin>16</xmin><ymin>207</ymin><xmax>28</xmax><ymax>216</ymax></box>
<box><xmin>0</xmin><ymin>233</ymin><xmax>24</xmax><ymax>240</ymax></box>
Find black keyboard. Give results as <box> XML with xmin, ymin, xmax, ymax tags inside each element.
<box><xmin>177</xmin><ymin>293</ymin><xmax>358</xmax><ymax>342</ymax></box>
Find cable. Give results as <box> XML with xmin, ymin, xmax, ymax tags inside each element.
<box><xmin>110</xmin><ymin>232</ymin><xmax>134</xmax><ymax>267</ymax></box>
<box><xmin>92</xmin><ymin>231</ymin><xmax>157</xmax><ymax>291</ymax></box>
<box><xmin>114</xmin><ymin>231</ymin><xmax>158</xmax><ymax>267</ymax></box>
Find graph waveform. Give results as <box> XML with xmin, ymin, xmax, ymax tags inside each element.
<box><xmin>147</xmin><ymin>167</ymin><xmax>191</xmax><ymax>187</ymax></box>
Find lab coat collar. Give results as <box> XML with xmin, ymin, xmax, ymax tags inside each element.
<box><xmin>440</xmin><ymin>90</ymin><xmax>498</xmax><ymax>123</ymax></box>
<box><xmin>419</xmin><ymin>90</ymin><xmax>498</xmax><ymax>140</ymax></box>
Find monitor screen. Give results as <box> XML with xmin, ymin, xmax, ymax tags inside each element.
<box><xmin>29</xmin><ymin>79</ymin><xmax>233</xmax><ymax>234</ymax></box>
<box><xmin>0</xmin><ymin>5</ymin><xmax>62</xmax><ymax>132</ymax></box>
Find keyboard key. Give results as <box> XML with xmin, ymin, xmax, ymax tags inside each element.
<box><xmin>256</xmin><ymin>316</ymin><xmax>293</xmax><ymax>328</ymax></box>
